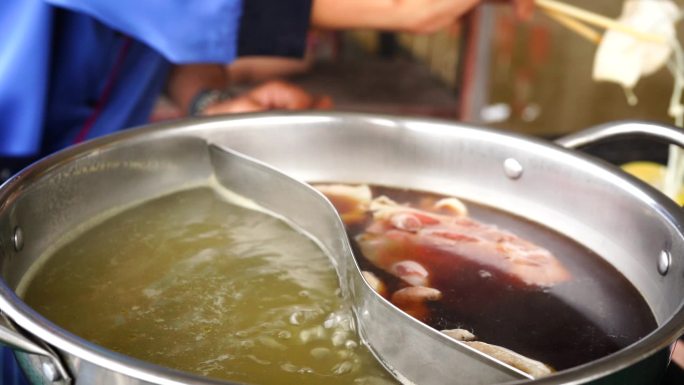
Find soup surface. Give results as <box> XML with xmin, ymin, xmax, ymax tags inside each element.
<box><xmin>319</xmin><ymin>184</ymin><xmax>657</xmax><ymax>372</ymax></box>
<box><xmin>21</xmin><ymin>187</ymin><xmax>395</xmax><ymax>385</ymax></box>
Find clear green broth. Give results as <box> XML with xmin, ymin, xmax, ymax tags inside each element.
<box><xmin>21</xmin><ymin>187</ymin><xmax>395</xmax><ymax>385</ymax></box>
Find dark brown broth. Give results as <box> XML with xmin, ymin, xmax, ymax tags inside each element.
<box><xmin>344</xmin><ymin>185</ymin><xmax>656</xmax><ymax>371</ymax></box>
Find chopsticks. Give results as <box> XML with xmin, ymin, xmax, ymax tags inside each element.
<box><xmin>535</xmin><ymin>0</ymin><xmax>668</xmax><ymax>45</ymax></box>
<box><xmin>536</xmin><ymin>1</ymin><xmax>684</xmax><ymax>202</ymax></box>
<box><xmin>543</xmin><ymin>10</ymin><xmax>601</xmax><ymax>44</ymax></box>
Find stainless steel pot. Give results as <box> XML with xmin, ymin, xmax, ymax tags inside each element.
<box><xmin>0</xmin><ymin>113</ymin><xmax>682</xmax><ymax>385</ymax></box>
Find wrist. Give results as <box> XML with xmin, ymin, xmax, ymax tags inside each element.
<box><xmin>188</xmin><ymin>89</ymin><xmax>234</xmax><ymax>116</ymax></box>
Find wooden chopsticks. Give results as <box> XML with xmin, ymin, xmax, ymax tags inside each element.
<box><xmin>535</xmin><ymin>0</ymin><xmax>668</xmax><ymax>45</ymax></box>
<box><xmin>543</xmin><ymin>9</ymin><xmax>601</xmax><ymax>44</ymax></box>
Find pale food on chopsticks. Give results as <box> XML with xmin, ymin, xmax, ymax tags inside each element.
<box><xmin>592</xmin><ymin>0</ymin><xmax>684</xmax><ymax>199</ymax></box>
<box><xmin>592</xmin><ymin>0</ymin><xmax>679</xmax><ymax>102</ymax></box>
<box><xmin>544</xmin><ymin>0</ymin><xmax>684</xmax><ymax>201</ymax></box>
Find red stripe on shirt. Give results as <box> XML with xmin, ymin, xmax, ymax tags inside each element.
<box><xmin>74</xmin><ymin>37</ymin><xmax>132</xmax><ymax>144</ymax></box>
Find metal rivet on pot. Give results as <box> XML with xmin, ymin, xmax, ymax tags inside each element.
<box><xmin>503</xmin><ymin>158</ymin><xmax>523</xmax><ymax>180</ymax></box>
<box><xmin>658</xmin><ymin>250</ymin><xmax>671</xmax><ymax>276</ymax></box>
<box><xmin>41</xmin><ymin>361</ymin><xmax>61</xmax><ymax>382</ymax></box>
<box><xmin>13</xmin><ymin>227</ymin><xmax>23</xmax><ymax>252</ymax></box>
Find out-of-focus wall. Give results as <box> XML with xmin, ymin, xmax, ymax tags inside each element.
<box><xmin>345</xmin><ymin>0</ymin><xmax>683</xmax><ymax>137</ymax></box>
<box><xmin>346</xmin><ymin>28</ymin><xmax>462</xmax><ymax>90</ymax></box>
<box><xmin>482</xmin><ymin>0</ymin><xmax>684</xmax><ymax>136</ymax></box>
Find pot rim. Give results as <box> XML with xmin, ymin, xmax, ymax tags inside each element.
<box><xmin>0</xmin><ymin>111</ymin><xmax>682</xmax><ymax>385</ymax></box>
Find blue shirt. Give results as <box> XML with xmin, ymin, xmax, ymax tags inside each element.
<box><xmin>0</xmin><ymin>0</ymin><xmax>244</xmax><ymax>158</ymax></box>
<box><xmin>0</xmin><ymin>1</ymin><xmax>311</xmax><ymax>382</ymax></box>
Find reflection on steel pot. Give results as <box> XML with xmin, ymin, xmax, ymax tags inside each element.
<box><xmin>0</xmin><ymin>113</ymin><xmax>682</xmax><ymax>385</ymax></box>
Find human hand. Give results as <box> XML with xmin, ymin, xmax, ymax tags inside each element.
<box><xmin>202</xmin><ymin>80</ymin><xmax>333</xmax><ymax>115</ymax></box>
<box><xmin>166</xmin><ymin>64</ymin><xmax>229</xmax><ymax>114</ymax></box>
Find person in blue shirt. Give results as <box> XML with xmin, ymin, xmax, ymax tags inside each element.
<box><xmin>0</xmin><ymin>0</ymin><xmax>322</xmax><ymax>181</ymax></box>
<box><xmin>0</xmin><ymin>0</ymin><xmax>319</xmax><ymax>382</ymax></box>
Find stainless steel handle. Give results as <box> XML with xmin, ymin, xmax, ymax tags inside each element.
<box><xmin>0</xmin><ymin>314</ymin><xmax>71</xmax><ymax>383</ymax></box>
<box><xmin>555</xmin><ymin>120</ymin><xmax>684</xmax><ymax>149</ymax></box>
<box><xmin>0</xmin><ymin>316</ymin><xmax>51</xmax><ymax>356</ymax></box>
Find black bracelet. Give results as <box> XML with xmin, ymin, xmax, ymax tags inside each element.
<box><xmin>188</xmin><ymin>89</ymin><xmax>233</xmax><ymax>116</ymax></box>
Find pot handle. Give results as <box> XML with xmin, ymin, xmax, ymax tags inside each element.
<box><xmin>0</xmin><ymin>313</ymin><xmax>72</xmax><ymax>383</ymax></box>
<box><xmin>555</xmin><ymin>120</ymin><xmax>684</xmax><ymax>149</ymax></box>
